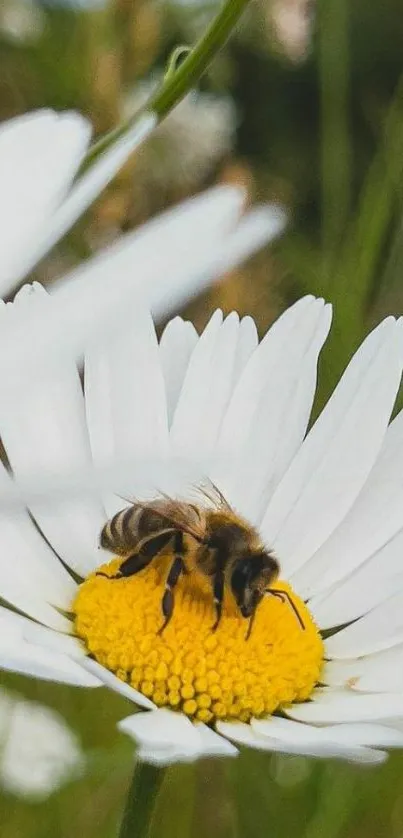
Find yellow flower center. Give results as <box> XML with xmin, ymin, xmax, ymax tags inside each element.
<box><xmin>73</xmin><ymin>555</ymin><xmax>323</xmax><ymax>724</ymax></box>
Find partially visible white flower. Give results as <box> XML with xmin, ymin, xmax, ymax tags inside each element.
<box><xmin>0</xmin><ymin>108</ymin><xmax>156</xmax><ymax>296</ymax></box>
<box><xmin>0</xmin><ymin>688</ymin><xmax>83</xmax><ymax>799</ymax></box>
<box><xmin>124</xmin><ymin>86</ymin><xmax>236</xmax><ymax>196</ymax></box>
<box><xmin>0</xmin><ymin>108</ymin><xmax>286</xmax><ymax>363</ymax></box>
<box><xmin>0</xmin><ymin>0</ymin><xmax>44</xmax><ymax>41</ymax></box>
<box><xmin>0</xmin><ymin>196</ymin><xmax>285</xmax><ymax>370</ymax></box>
<box><xmin>271</xmin><ymin>0</ymin><xmax>313</xmax><ymax>61</ymax></box>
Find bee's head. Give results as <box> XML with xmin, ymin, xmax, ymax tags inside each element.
<box><xmin>230</xmin><ymin>551</ymin><xmax>279</xmax><ymax>618</ymax></box>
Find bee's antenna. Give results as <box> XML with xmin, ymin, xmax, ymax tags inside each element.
<box><xmin>268</xmin><ymin>588</ymin><xmax>305</xmax><ymax>630</ymax></box>
<box><xmin>245</xmin><ymin>611</ymin><xmax>256</xmax><ymax>641</ymax></box>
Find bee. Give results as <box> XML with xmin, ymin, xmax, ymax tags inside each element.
<box><xmin>97</xmin><ymin>486</ymin><xmax>304</xmax><ymax>637</ymax></box>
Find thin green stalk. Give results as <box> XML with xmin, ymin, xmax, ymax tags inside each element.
<box><xmin>119</xmin><ymin>762</ymin><xmax>165</xmax><ymax>838</ymax></box>
<box><xmin>339</xmin><ymin>79</ymin><xmax>403</xmax><ymax>315</ymax></box>
<box><xmin>84</xmin><ymin>0</ymin><xmax>250</xmax><ymax>167</ymax></box>
<box><xmin>319</xmin><ymin>0</ymin><xmax>351</xmax><ymax>276</ymax></box>
<box><xmin>150</xmin><ymin>0</ymin><xmax>247</xmax><ymax>119</ymax></box>
<box><xmin>314</xmin><ymin>78</ymin><xmax>403</xmax><ymax>413</ymax></box>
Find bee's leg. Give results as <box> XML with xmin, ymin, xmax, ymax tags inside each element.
<box><xmin>96</xmin><ymin>552</ymin><xmax>153</xmax><ymax>580</ymax></box>
<box><xmin>96</xmin><ymin>531</ymin><xmax>174</xmax><ymax>580</ymax></box>
<box><xmin>211</xmin><ymin>570</ymin><xmax>224</xmax><ymax>631</ymax></box>
<box><xmin>158</xmin><ymin>531</ymin><xmax>185</xmax><ymax>634</ymax></box>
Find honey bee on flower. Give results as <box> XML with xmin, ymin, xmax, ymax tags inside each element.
<box><xmin>1</xmin><ymin>256</ymin><xmax>403</xmax><ymax>762</ymax></box>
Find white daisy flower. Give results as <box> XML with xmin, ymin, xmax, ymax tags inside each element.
<box><xmin>123</xmin><ymin>86</ymin><xmax>236</xmax><ymax>203</ymax></box>
<box><xmin>1</xmin><ymin>109</ymin><xmax>283</xmax><ymax>363</ymax></box>
<box><xmin>2</xmin><ymin>294</ymin><xmax>403</xmax><ymax>767</ymax></box>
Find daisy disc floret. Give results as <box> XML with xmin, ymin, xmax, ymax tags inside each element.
<box><xmin>74</xmin><ymin>560</ymin><xmax>323</xmax><ymax>723</ymax></box>
<box><xmin>3</xmin><ymin>293</ymin><xmax>403</xmax><ymax>765</ymax></box>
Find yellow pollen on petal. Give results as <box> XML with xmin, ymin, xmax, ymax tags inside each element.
<box><xmin>73</xmin><ymin>556</ymin><xmax>323</xmax><ymax>723</ymax></box>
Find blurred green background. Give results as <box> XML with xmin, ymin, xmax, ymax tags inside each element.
<box><xmin>2</xmin><ymin>0</ymin><xmax>403</xmax><ymax>834</ymax></box>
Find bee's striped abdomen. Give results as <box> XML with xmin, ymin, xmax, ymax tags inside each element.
<box><xmin>100</xmin><ymin>505</ymin><xmax>143</xmax><ymax>555</ymax></box>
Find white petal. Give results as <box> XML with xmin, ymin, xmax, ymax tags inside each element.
<box><xmin>84</xmin><ymin>333</ymin><xmax>120</xmax><ymax>516</ymax></box>
<box><xmin>159</xmin><ymin>317</ymin><xmax>198</xmax><ymax>425</ymax></box>
<box><xmin>294</xmin><ymin>402</ymin><xmax>403</xmax><ymax>607</ymax></box>
<box><xmin>216</xmin><ymin>720</ymin><xmax>383</xmax><ymax>763</ymax></box>
<box><xmin>37</xmin><ymin>114</ymin><xmax>156</xmax><ymax>267</ymax></box>
<box><xmin>216</xmin><ymin>297</ymin><xmax>331</xmax><ymax>521</ymax></box>
<box><xmin>323</xmin><ymin>647</ymin><xmax>403</xmax><ymax>693</ymax></box>
<box><xmin>170</xmin><ymin>311</ymin><xmax>240</xmax><ymax>462</ymax></box>
<box><xmin>252</xmin><ymin>716</ymin><xmax>403</xmax><ymax>750</ymax></box>
<box><xmin>0</xmin><ymin>465</ymin><xmax>77</xmax><ymax>612</ymax></box>
<box><xmin>51</xmin><ymin>188</ymin><xmax>245</xmax><ymax>357</ymax></box>
<box><xmin>109</xmin><ymin>309</ymin><xmax>169</xmax><ymax>464</ymax></box>
<box><xmin>316</xmin><ymin>723</ymin><xmax>403</xmax><ymax>749</ymax></box>
<box><xmin>262</xmin><ymin>318</ymin><xmax>403</xmax><ymax>579</ymax></box>
<box><xmin>323</xmin><ymin>658</ymin><xmax>368</xmax><ymax>689</ymax></box>
<box><xmin>119</xmin><ymin>711</ymin><xmax>237</xmax><ymax>765</ymax></box>
<box><xmin>133</xmin><ymin>746</ymin><xmax>189</xmax><ymax>766</ymax></box>
<box><xmin>0</xmin><ymin>457</ymin><xmax>204</xmax><ymax>518</ymax></box>
<box><xmin>350</xmin><ymin>648</ymin><xmax>403</xmax><ymax>694</ymax></box>
<box><xmin>0</xmin><ymin>606</ymin><xmax>89</xmax><ymax>659</ymax></box>
<box><xmin>194</xmin><ymin>722</ymin><xmax>238</xmax><ymax>758</ymax></box>
<box><xmin>162</xmin><ymin>312</ymin><xmax>256</xmax><ymax>449</ymax></box>
<box><xmin>325</xmin><ymin>590</ymin><xmax>403</xmax><ymax>658</ymax></box>
<box><xmin>0</xmin><ymin>288</ymin><xmax>105</xmax><ymax>577</ymax></box>
<box><xmin>81</xmin><ymin>658</ymin><xmax>156</xmax><ymax>710</ymax></box>
<box><xmin>170</xmin><ymin>309</ymin><xmax>223</xmax><ymax>445</ymax></box>
<box><xmin>287</xmin><ymin>688</ymin><xmax>403</xmax><ymax>724</ymax></box>
<box><xmin>205</xmin><ymin>205</ymin><xmax>286</xmax><ymax>291</ymax></box>
<box><xmin>84</xmin><ymin>343</ymin><xmax>114</xmax><ymax>466</ymax></box>
<box><xmin>0</xmin><ymin>187</ymin><xmax>239</xmax><ymax>368</ymax></box>
<box><xmin>0</xmin><ymin>110</ymin><xmax>91</xmax><ymax>294</ymax></box>
<box><xmin>216</xmin><ymin>296</ymin><xmax>315</xmax><ymax>464</ymax></box>
<box><xmin>0</xmin><ymin>642</ymin><xmax>99</xmax><ymax>687</ymax></box>
<box><xmin>252</xmin><ymin>716</ymin><xmax>323</xmax><ymax>743</ymax></box>
<box><xmin>0</xmin><ymin>499</ymin><xmax>74</xmax><ymax>631</ymax></box>
<box><xmin>310</xmin><ymin>528</ymin><xmax>403</xmax><ymax>629</ymax></box>
<box><xmin>233</xmin><ymin>316</ymin><xmax>258</xmax><ymax>380</ymax></box>
<box><xmin>85</xmin><ymin>308</ymin><xmax>170</xmax><ymax>508</ymax></box>
<box><xmin>0</xmin><ymin>610</ymin><xmax>99</xmax><ymax>686</ymax></box>
<box><xmin>217</xmin><ymin>720</ymin><xmax>286</xmax><ymax>750</ymax></box>
<box><xmin>3</xmin><ymin>190</ymin><xmax>281</xmax><ymax>368</ymax></box>
<box><xmin>120</xmin><ymin>708</ymin><xmax>199</xmax><ymax>748</ymax></box>
<box><xmin>119</xmin><ymin>708</ymin><xmax>201</xmax><ymax>764</ymax></box>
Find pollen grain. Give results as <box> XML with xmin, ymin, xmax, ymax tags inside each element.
<box><xmin>73</xmin><ymin>556</ymin><xmax>323</xmax><ymax>724</ymax></box>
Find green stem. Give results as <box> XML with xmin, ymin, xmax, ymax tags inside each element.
<box><xmin>84</xmin><ymin>0</ymin><xmax>250</xmax><ymax>166</ymax></box>
<box><xmin>119</xmin><ymin>762</ymin><xmax>165</xmax><ymax>838</ymax></box>
<box><xmin>319</xmin><ymin>0</ymin><xmax>351</xmax><ymax>277</ymax></box>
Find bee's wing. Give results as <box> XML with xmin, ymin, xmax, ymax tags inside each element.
<box><xmin>115</xmin><ymin>479</ymin><xmax>232</xmax><ymax>539</ymax></box>
<box><xmin>193</xmin><ymin>480</ymin><xmax>232</xmax><ymax>512</ymax></box>
<box><xmin>118</xmin><ymin>494</ymin><xmax>207</xmax><ymax>543</ymax></box>
<box><xmin>151</xmin><ymin>494</ymin><xmax>207</xmax><ymax>542</ymax></box>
